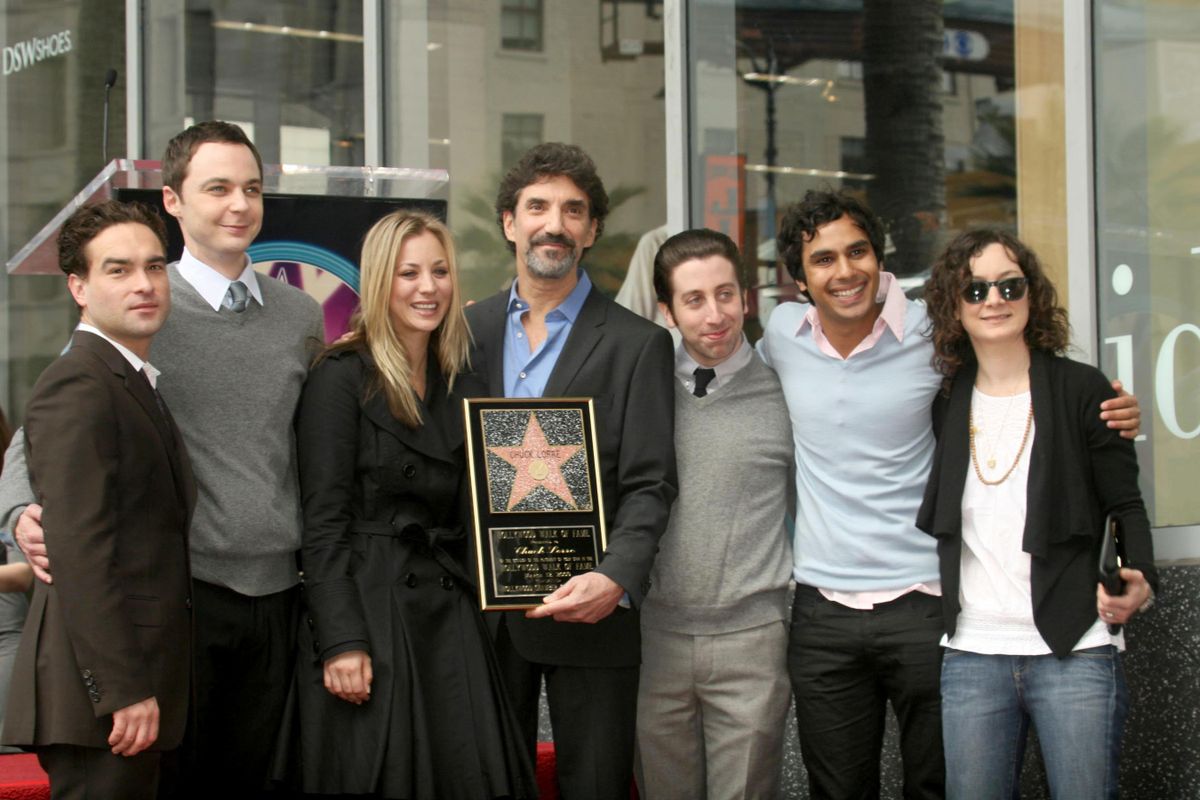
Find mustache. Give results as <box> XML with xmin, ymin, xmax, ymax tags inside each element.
<box><xmin>531</xmin><ymin>233</ymin><xmax>576</xmax><ymax>250</ymax></box>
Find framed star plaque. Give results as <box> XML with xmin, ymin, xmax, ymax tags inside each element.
<box><xmin>463</xmin><ymin>398</ymin><xmax>608</xmax><ymax>610</ymax></box>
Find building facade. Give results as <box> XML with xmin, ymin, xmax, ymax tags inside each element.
<box><xmin>1</xmin><ymin>1</ymin><xmax>1197</xmax><ymax>794</ymax></box>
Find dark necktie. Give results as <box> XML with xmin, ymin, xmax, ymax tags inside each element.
<box><xmin>142</xmin><ymin>368</ymin><xmax>169</xmax><ymax>418</ymax></box>
<box><xmin>693</xmin><ymin>367</ymin><xmax>717</xmax><ymax>398</ymax></box>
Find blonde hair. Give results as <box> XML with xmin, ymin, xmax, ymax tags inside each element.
<box><xmin>329</xmin><ymin>210</ymin><xmax>470</xmax><ymax>427</ymax></box>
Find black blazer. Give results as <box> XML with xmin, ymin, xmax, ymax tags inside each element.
<box><xmin>464</xmin><ymin>286</ymin><xmax>677</xmax><ymax>667</ymax></box>
<box><xmin>3</xmin><ymin>332</ymin><xmax>195</xmax><ymax>749</ymax></box>
<box><xmin>916</xmin><ymin>350</ymin><xmax>1157</xmax><ymax>657</ymax></box>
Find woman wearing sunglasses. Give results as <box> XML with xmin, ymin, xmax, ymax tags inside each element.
<box><xmin>916</xmin><ymin>228</ymin><xmax>1157</xmax><ymax>799</ymax></box>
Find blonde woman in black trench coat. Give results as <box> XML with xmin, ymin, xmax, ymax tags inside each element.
<box><xmin>288</xmin><ymin>211</ymin><xmax>535</xmax><ymax>799</ymax></box>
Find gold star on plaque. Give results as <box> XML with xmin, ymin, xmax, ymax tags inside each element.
<box><xmin>489</xmin><ymin>414</ymin><xmax>582</xmax><ymax>511</ymax></box>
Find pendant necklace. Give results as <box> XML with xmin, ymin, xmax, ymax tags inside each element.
<box><xmin>969</xmin><ymin>395</ymin><xmax>1033</xmax><ymax>486</ymax></box>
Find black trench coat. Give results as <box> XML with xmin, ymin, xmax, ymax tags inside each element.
<box><xmin>289</xmin><ymin>347</ymin><xmax>535</xmax><ymax>799</ymax></box>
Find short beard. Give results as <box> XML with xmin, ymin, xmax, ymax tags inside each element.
<box><xmin>524</xmin><ymin>235</ymin><xmax>579</xmax><ymax>279</ymax></box>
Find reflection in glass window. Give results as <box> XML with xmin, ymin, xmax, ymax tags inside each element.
<box><xmin>501</xmin><ymin>114</ymin><xmax>544</xmax><ymax>172</ymax></box>
<box><xmin>142</xmin><ymin>1</ymin><xmax>364</xmax><ymax>167</ymax></box>
<box><xmin>386</xmin><ymin>3</ymin><xmax>665</xmax><ymax>304</ymax></box>
<box><xmin>501</xmin><ymin>0</ymin><xmax>543</xmax><ymax>52</ymax></box>
<box><xmin>1095</xmin><ymin>0</ymin><xmax>1200</xmax><ymax>530</ymax></box>
<box><xmin>689</xmin><ymin>1</ymin><xmax>1019</xmax><ymax>318</ymax></box>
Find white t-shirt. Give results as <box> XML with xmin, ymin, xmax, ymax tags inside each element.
<box><xmin>945</xmin><ymin>388</ymin><xmax>1121</xmax><ymax>655</ymax></box>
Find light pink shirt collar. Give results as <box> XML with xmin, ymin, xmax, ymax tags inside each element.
<box><xmin>797</xmin><ymin>272</ymin><xmax>908</xmax><ymax>360</ymax></box>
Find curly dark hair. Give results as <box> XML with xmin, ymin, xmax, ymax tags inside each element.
<box><xmin>924</xmin><ymin>227</ymin><xmax>1070</xmax><ymax>380</ymax></box>
<box><xmin>777</xmin><ymin>189</ymin><xmax>886</xmax><ymax>301</ymax></box>
<box><xmin>494</xmin><ymin>143</ymin><xmax>609</xmax><ymax>255</ymax></box>
<box><xmin>162</xmin><ymin>120</ymin><xmax>262</xmax><ymax>194</ymax></box>
<box><xmin>57</xmin><ymin>200</ymin><xmax>168</xmax><ymax>279</ymax></box>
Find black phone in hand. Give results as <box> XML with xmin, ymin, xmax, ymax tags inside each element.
<box><xmin>1098</xmin><ymin>513</ymin><xmax>1124</xmax><ymax>634</ymax></box>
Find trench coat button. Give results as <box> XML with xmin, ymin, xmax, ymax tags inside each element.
<box><xmin>80</xmin><ymin>669</ymin><xmax>92</xmax><ymax>679</ymax></box>
<box><xmin>440</xmin><ymin>576</ymin><xmax>454</xmax><ymax>591</ymax></box>
<box><xmin>405</xmin><ymin>573</ymin><xmax>418</xmax><ymax>588</ymax></box>
<box><xmin>402</xmin><ymin>463</ymin><xmax>417</xmax><ymax>479</ymax></box>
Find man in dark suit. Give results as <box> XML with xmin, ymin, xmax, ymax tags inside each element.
<box><xmin>464</xmin><ymin>143</ymin><xmax>677</xmax><ymax>799</ymax></box>
<box><xmin>1</xmin><ymin>200</ymin><xmax>195</xmax><ymax>799</ymax></box>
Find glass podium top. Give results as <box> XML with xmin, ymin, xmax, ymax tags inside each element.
<box><xmin>7</xmin><ymin>159</ymin><xmax>449</xmax><ymax>275</ymax></box>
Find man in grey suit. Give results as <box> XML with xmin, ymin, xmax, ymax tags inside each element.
<box><xmin>463</xmin><ymin>143</ymin><xmax>677</xmax><ymax>799</ymax></box>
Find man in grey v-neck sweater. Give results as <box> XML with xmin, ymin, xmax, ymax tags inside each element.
<box><xmin>0</xmin><ymin>121</ymin><xmax>323</xmax><ymax>798</ymax></box>
<box><xmin>635</xmin><ymin>229</ymin><xmax>795</xmax><ymax>800</ymax></box>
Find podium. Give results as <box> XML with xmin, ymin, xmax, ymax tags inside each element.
<box><xmin>6</xmin><ymin>160</ymin><xmax>450</xmax><ymax>340</ymax></box>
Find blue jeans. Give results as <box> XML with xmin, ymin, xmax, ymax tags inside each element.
<box><xmin>941</xmin><ymin>646</ymin><xmax>1128</xmax><ymax>800</ymax></box>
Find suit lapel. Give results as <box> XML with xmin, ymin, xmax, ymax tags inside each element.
<box><xmin>479</xmin><ymin>296</ymin><xmax>507</xmax><ymax>397</ymax></box>
<box><xmin>74</xmin><ymin>332</ymin><xmax>194</xmax><ymax>514</ymax></box>
<box><xmin>160</xmin><ymin>402</ymin><xmax>197</xmax><ymax>519</ymax></box>
<box><xmin>544</xmin><ymin>288</ymin><xmax>605</xmax><ymax>397</ymax></box>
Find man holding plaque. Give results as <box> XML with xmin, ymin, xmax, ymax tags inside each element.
<box><xmin>635</xmin><ymin>228</ymin><xmax>794</xmax><ymax>799</ymax></box>
<box><xmin>463</xmin><ymin>143</ymin><xmax>677</xmax><ymax>799</ymax></box>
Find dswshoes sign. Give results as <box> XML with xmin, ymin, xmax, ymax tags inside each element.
<box><xmin>4</xmin><ymin>29</ymin><xmax>72</xmax><ymax>76</ymax></box>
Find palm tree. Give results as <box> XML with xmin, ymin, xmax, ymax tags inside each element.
<box><xmin>862</xmin><ymin>0</ymin><xmax>946</xmax><ymax>277</ymax></box>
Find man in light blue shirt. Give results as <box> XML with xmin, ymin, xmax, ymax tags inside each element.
<box><xmin>760</xmin><ymin>189</ymin><xmax>1142</xmax><ymax>799</ymax></box>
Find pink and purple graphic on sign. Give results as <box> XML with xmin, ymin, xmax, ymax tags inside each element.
<box><xmin>249</xmin><ymin>241</ymin><xmax>361</xmax><ymax>343</ymax></box>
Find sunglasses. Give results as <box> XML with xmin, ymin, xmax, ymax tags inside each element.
<box><xmin>962</xmin><ymin>277</ymin><xmax>1028</xmax><ymax>304</ymax></box>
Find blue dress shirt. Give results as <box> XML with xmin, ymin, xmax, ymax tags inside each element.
<box><xmin>503</xmin><ymin>270</ymin><xmax>593</xmax><ymax>398</ymax></box>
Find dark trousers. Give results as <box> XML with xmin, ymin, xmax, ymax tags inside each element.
<box><xmin>184</xmin><ymin>579</ymin><xmax>298</xmax><ymax>799</ymax></box>
<box><xmin>788</xmin><ymin>585</ymin><xmax>945</xmax><ymax>800</ymax></box>
<box><xmin>494</xmin><ymin>617</ymin><xmax>639</xmax><ymax>800</ymax></box>
<box><xmin>39</xmin><ymin>744</ymin><xmax>175</xmax><ymax>800</ymax></box>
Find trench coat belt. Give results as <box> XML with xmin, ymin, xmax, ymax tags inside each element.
<box><xmin>349</xmin><ymin>520</ymin><xmax>460</xmax><ymax>548</ymax></box>
<box><xmin>347</xmin><ymin>521</ymin><xmax>473</xmax><ymax>588</ymax></box>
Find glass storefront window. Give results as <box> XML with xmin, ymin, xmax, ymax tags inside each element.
<box><xmin>141</xmin><ymin>0</ymin><xmax>364</xmax><ymax>167</ymax></box>
<box><xmin>1095</xmin><ymin>0</ymin><xmax>1200</xmax><ymax>533</ymax></box>
<box><xmin>686</xmin><ymin>1</ymin><xmax>1055</xmax><ymax>338</ymax></box>
<box><xmin>2</xmin><ymin>0</ymin><xmax>126</xmax><ymax>421</ymax></box>
<box><xmin>383</xmin><ymin>2</ymin><xmax>668</xmax><ymax>303</ymax></box>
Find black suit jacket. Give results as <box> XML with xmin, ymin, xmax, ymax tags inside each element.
<box><xmin>2</xmin><ymin>332</ymin><xmax>196</xmax><ymax>749</ymax></box>
<box><xmin>917</xmin><ymin>350</ymin><xmax>1157</xmax><ymax>657</ymax></box>
<box><xmin>464</xmin><ymin>285</ymin><xmax>677</xmax><ymax>667</ymax></box>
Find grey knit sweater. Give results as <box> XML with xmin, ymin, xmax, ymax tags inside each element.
<box><xmin>152</xmin><ymin>265</ymin><xmax>323</xmax><ymax>596</ymax></box>
<box><xmin>640</xmin><ymin>354</ymin><xmax>794</xmax><ymax>635</ymax></box>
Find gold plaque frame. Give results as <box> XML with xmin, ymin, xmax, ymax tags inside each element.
<box><xmin>463</xmin><ymin>398</ymin><xmax>608</xmax><ymax>610</ymax></box>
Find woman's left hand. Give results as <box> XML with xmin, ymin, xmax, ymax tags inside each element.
<box><xmin>1097</xmin><ymin>567</ymin><xmax>1152</xmax><ymax>625</ymax></box>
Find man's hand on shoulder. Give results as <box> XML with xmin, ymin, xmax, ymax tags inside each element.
<box><xmin>1101</xmin><ymin>380</ymin><xmax>1141</xmax><ymax>440</ymax></box>
<box><xmin>109</xmin><ymin>696</ymin><xmax>159</xmax><ymax>756</ymax></box>
<box><xmin>526</xmin><ymin>571</ymin><xmax>624</xmax><ymax>623</ymax></box>
<box><xmin>14</xmin><ymin>503</ymin><xmax>50</xmax><ymax>584</ymax></box>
